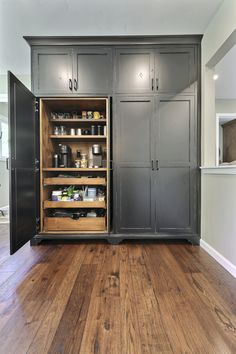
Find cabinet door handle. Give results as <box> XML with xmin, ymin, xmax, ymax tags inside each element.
<box><xmin>156</xmin><ymin>78</ymin><xmax>159</xmax><ymax>91</ymax></box>
<box><xmin>151</xmin><ymin>78</ymin><xmax>154</xmax><ymax>91</ymax></box>
<box><xmin>151</xmin><ymin>160</ymin><xmax>154</xmax><ymax>170</ymax></box>
<box><xmin>156</xmin><ymin>160</ymin><xmax>159</xmax><ymax>170</ymax></box>
<box><xmin>74</xmin><ymin>79</ymin><xmax>78</xmax><ymax>91</ymax></box>
<box><xmin>69</xmin><ymin>79</ymin><xmax>73</xmax><ymax>91</ymax></box>
<box><xmin>6</xmin><ymin>157</ymin><xmax>9</xmax><ymax>170</ymax></box>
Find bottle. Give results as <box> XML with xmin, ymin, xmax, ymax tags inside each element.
<box><xmin>81</xmin><ymin>153</ymin><xmax>88</xmax><ymax>168</ymax></box>
<box><xmin>75</xmin><ymin>151</ymin><xmax>81</xmax><ymax>168</ymax></box>
<box><xmin>53</xmin><ymin>154</ymin><xmax>59</xmax><ymax>168</ymax></box>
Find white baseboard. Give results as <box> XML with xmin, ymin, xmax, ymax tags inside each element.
<box><xmin>200</xmin><ymin>239</ymin><xmax>236</xmax><ymax>278</ymax></box>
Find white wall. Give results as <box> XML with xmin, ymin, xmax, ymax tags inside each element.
<box><xmin>201</xmin><ymin>174</ymin><xmax>236</xmax><ymax>267</ymax></box>
<box><xmin>216</xmin><ymin>99</ymin><xmax>236</xmax><ymax>113</ymax></box>
<box><xmin>0</xmin><ymin>161</ymin><xmax>8</xmax><ymax>208</ymax></box>
<box><xmin>201</xmin><ymin>0</ymin><xmax>236</xmax><ymax>270</ymax></box>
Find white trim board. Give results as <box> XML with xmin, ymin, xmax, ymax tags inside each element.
<box><xmin>200</xmin><ymin>239</ymin><xmax>236</xmax><ymax>278</ymax></box>
<box><xmin>200</xmin><ymin>166</ymin><xmax>236</xmax><ymax>175</ymax></box>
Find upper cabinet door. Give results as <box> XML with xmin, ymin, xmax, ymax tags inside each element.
<box><xmin>32</xmin><ymin>47</ymin><xmax>73</xmax><ymax>95</ymax></box>
<box><xmin>73</xmin><ymin>48</ymin><xmax>112</xmax><ymax>94</ymax></box>
<box><xmin>155</xmin><ymin>46</ymin><xmax>196</xmax><ymax>94</ymax></box>
<box><xmin>8</xmin><ymin>72</ymin><xmax>38</xmax><ymax>254</ymax></box>
<box><xmin>115</xmin><ymin>49</ymin><xmax>154</xmax><ymax>93</ymax></box>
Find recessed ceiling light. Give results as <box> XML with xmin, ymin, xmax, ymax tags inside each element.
<box><xmin>213</xmin><ymin>74</ymin><xmax>219</xmax><ymax>80</ymax></box>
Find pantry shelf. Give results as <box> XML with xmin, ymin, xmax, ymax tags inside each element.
<box><xmin>43</xmin><ymin>177</ymin><xmax>106</xmax><ymax>186</ymax></box>
<box><xmin>49</xmin><ymin>135</ymin><xmax>106</xmax><ymax>139</ymax></box>
<box><xmin>43</xmin><ymin>168</ymin><xmax>107</xmax><ymax>172</ymax></box>
<box><xmin>44</xmin><ymin>200</ymin><xmax>106</xmax><ymax>209</ymax></box>
<box><xmin>50</xmin><ymin>119</ymin><xmax>107</xmax><ymax>123</ymax></box>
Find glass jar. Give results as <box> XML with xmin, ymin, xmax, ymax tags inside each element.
<box><xmin>81</xmin><ymin>153</ymin><xmax>88</xmax><ymax>168</ymax></box>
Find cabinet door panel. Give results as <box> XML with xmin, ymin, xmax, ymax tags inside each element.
<box><xmin>32</xmin><ymin>48</ymin><xmax>73</xmax><ymax>95</ymax></box>
<box><xmin>158</xmin><ymin>99</ymin><xmax>191</xmax><ymax>164</ymax></box>
<box><xmin>155</xmin><ymin>47</ymin><xmax>195</xmax><ymax>94</ymax></box>
<box><xmin>115</xmin><ymin>49</ymin><xmax>154</xmax><ymax>93</ymax></box>
<box><xmin>117</xmin><ymin>166</ymin><xmax>155</xmax><ymax>232</ymax></box>
<box><xmin>156</xmin><ymin>96</ymin><xmax>197</xmax><ymax>234</ymax></box>
<box><xmin>114</xmin><ymin>97</ymin><xmax>155</xmax><ymax>233</ymax></box>
<box><xmin>74</xmin><ymin>48</ymin><xmax>112</xmax><ymax>93</ymax></box>
<box><xmin>157</xmin><ymin>167</ymin><xmax>191</xmax><ymax>232</ymax></box>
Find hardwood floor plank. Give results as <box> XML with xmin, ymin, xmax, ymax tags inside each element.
<box><xmin>48</xmin><ymin>264</ymin><xmax>97</xmax><ymax>354</ymax></box>
<box><xmin>144</xmin><ymin>244</ymin><xmax>236</xmax><ymax>354</ymax></box>
<box><xmin>0</xmin><ymin>245</ymin><xmax>79</xmax><ymax>354</ymax></box>
<box><xmin>128</xmin><ymin>244</ymin><xmax>173</xmax><ymax>354</ymax></box>
<box><xmin>26</xmin><ymin>244</ymin><xmax>87</xmax><ymax>354</ymax></box>
<box><xmin>79</xmin><ymin>244</ymin><xmax>121</xmax><ymax>354</ymax></box>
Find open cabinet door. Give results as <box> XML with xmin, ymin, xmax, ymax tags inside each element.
<box><xmin>8</xmin><ymin>72</ymin><xmax>38</xmax><ymax>254</ymax></box>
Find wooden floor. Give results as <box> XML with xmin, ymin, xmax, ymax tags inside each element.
<box><xmin>0</xmin><ymin>225</ymin><xmax>236</xmax><ymax>353</ymax></box>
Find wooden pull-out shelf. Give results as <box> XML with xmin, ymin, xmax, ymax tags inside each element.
<box><xmin>44</xmin><ymin>200</ymin><xmax>106</xmax><ymax>209</ymax></box>
<box><xmin>44</xmin><ymin>177</ymin><xmax>106</xmax><ymax>186</ymax></box>
<box><xmin>50</xmin><ymin>119</ymin><xmax>107</xmax><ymax>123</ymax></box>
<box><xmin>49</xmin><ymin>135</ymin><xmax>106</xmax><ymax>139</ymax></box>
<box><xmin>43</xmin><ymin>168</ymin><xmax>107</xmax><ymax>172</ymax></box>
<box><xmin>44</xmin><ymin>217</ymin><xmax>106</xmax><ymax>231</ymax></box>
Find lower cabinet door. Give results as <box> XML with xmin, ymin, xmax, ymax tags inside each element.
<box><xmin>116</xmin><ymin>166</ymin><xmax>155</xmax><ymax>233</ymax></box>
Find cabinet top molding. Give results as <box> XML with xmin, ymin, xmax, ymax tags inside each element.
<box><xmin>24</xmin><ymin>35</ymin><xmax>202</xmax><ymax>46</ymax></box>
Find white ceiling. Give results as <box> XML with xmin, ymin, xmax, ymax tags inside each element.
<box><xmin>0</xmin><ymin>0</ymin><xmax>224</xmax><ymax>75</ymax></box>
<box><xmin>215</xmin><ymin>45</ymin><xmax>236</xmax><ymax>99</ymax></box>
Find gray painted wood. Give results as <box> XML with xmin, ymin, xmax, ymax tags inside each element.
<box><xmin>25</xmin><ymin>35</ymin><xmax>202</xmax><ymax>46</ymax></box>
<box><xmin>32</xmin><ymin>47</ymin><xmax>73</xmax><ymax>95</ymax></box>
<box><xmin>115</xmin><ymin>49</ymin><xmax>154</xmax><ymax>93</ymax></box>
<box><xmin>155</xmin><ymin>96</ymin><xmax>197</xmax><ymax>234</ymax></box>
<box><xmin>73</xmin><ymin>48</ymin><xmax>112</xmax><ymax>94</ymax></box>
<box><xmin>114</xmin><ymin>97</ymin><xmax>155</xmax><ymax>233</ymax></box>
<box><xmin>155</xmin><ymin>46</ymin><xmax>195</xmax><ymax>94</ymax></box>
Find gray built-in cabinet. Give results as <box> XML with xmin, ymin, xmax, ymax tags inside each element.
<box><xmin>27</xmin><ymin>36</ymin><xmax>200</xmax><ymax>243</ymax></box>
<box><xmin>32</xmin><ymin>47</ymin><xmax>112</xmax><ymax>95</ymax></box>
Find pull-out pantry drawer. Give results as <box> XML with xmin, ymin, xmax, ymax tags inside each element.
<box><xmin>44</xmin><ymin>217</ymin><xmax>106</xmax><ymax>232</ymax></box>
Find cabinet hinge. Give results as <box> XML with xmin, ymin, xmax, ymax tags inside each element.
<box><xmin>34</xmin><ymin>99</ymin><xmax>39</xmax><ymax>113</ymax></box>
<box><xmin>36</xmin><ymin>217</ymin><xmax>40</xmax><ymax>231</ymax></box>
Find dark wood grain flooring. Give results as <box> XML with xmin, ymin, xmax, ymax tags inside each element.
<box><xmin>0</xmin><ymin>225</ymin><xmax>236</xmax><ymax>353</ymax></box>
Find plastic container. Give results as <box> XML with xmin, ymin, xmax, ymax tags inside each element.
<box><xmin>87</xmin><ymin>188</ymin><xmax>97</xmax><ymax>199</ymax></box>
<box><xmin>52</xmin><ymin>191</ymin><xmax>62</xmax><ymax>201</ymax></box>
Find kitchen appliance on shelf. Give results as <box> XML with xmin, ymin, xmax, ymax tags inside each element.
<box><xmin>92</xmin><ymin>144</ymin><xmax>102</xmax><ymax>168</ymax></box>
<box><xmin>57</xmin><ymin>144</ymin><xmax>72</xmax><ymax>168</ymax></box>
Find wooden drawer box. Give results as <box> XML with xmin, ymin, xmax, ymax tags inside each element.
<box><xmin>44</xmin><ymin>217</ymin><xmax>106</xmax><ymax>232</ymax></box>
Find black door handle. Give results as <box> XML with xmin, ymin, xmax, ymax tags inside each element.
<box><xmin>6</xmin><ymin>157</ymin><xmax>9</xmax><ymax>170</ymax></box>
<box><xmin>69</xmin><ymin>79</ymin><xmax>73</xmax><ymax>91</ymax></box>
<box><xmin>156</xmin><ymin>78</ymin><xmax>159</xmax><ymax>91</ymax></box>
<box><xmin>151</xmin><ymin>160</ymin><xmax>154</xmax><ymax>170</ymax></box>
<box><xmin>74</xmin><ymin>79</ymin><xmax>78</xmax><ymax>91</ymax></box>
<box><xmin>156</xmin><ymin>160</ymin><xmax>159</xmax><ymax>170</ymax></box>
<box><xmin>151</xmin><ymin>78</ymin><xmax>154</xmax><ymax>91</ymax></box>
